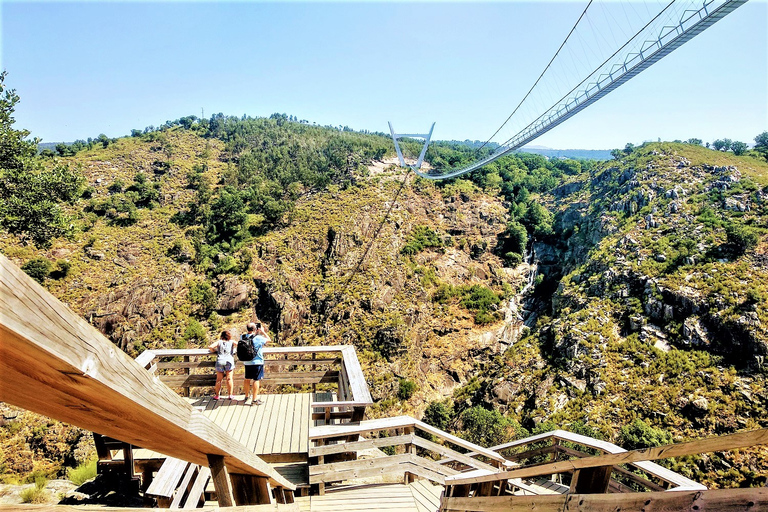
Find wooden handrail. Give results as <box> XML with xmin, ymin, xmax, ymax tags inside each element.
<box><xmin>309</xmin><ymin>415</ymin><xmax>507</xmax><ymax>465</ymax></box>
<box><xmin>480</xmin><ymin>429</ymin><xmax>700</xmax><ymax>490</ymax></box>
<box><xmin>138</xmin><ymin>346</ymin><xmax>373</xmax><ymax>406</ymax></box>
<box><xmin>445</xmin><ymin>427</ymin><xmax>768</xmax><ymax>486</ymax></box>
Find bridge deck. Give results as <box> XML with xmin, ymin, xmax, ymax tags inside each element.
<box><xmin>296</xmin><ymin>483</ymin><xmax>435</xmax><ymax>512</ymax></box>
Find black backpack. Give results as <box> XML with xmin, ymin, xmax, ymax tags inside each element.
<box><xmin>237</xmin><ymin>334</ymin><xmax>256</xmax><ymax>361</ymax></box>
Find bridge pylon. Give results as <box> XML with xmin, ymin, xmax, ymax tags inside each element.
<box><xmin>388</xmin><ymin>121</ymin><xmax>435</xmax><ymax>171</ymax></box>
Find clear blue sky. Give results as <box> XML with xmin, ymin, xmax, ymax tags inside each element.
<box><xmin>2</xmin><ymin>1</ymin><xmax>766</xmax><ymax>150</ymax></box>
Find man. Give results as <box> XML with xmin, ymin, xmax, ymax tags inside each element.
<box><xmin>242</xmin><ymin>322</ymin><xmax>269</xmax><ymax>406</ymax></box>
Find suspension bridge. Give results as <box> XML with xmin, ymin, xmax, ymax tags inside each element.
<box><xmin>389</xmin><ymin>0</ymin><xmax>749</xmax><ymax>180</ymax></box>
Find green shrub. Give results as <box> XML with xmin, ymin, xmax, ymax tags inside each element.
<box><xmin>397</xmin><ymin>379</ymin><xmax>416</xmax><ymax>400</ymax></box>
<box><xmin>182</xmin><ymin>318</ymin><xmax>207</xmax><ymax>344</ymax></box>
<box><xmin>401</xmin><ymin>225</ymin><xmax>442</xmax><ymax>255</ymax></box>
<box><xmin>619</xmin><ymin>419</ymin><xmax>672</xmax><ymax>450</ymax></box>
<box><xmin>67</xmin><ymin>458</ymin><xmax>97</xmax><ymax>486</ymax></box>
<box><xmin>422</xmin><ymin>401</ymin><xmax>453</xmax><ymax>431</ymax></box>
<box><xmin>460</xmin><ymin>406</ymin><xmax>511</xmax><ymax>447</ymax></box>
<box><xmin>20</xmin><ymin>477</ymin><xmax>50</xmax><ymax>504</ymax></box>
<box><xmin>725</xmin><ymin>222</ymin><xmax>759</xmax><ymax>256</ymax></box>
<box><xmin>504</xmin><ymin>251</ymin><xmax>522</xmax><ymax>266</ymax></box>
<box><xmin>21</xmin><ymin>258</ymin><xmax>52</xmax><ymax>283</ymax></box>
<box><xmin>189</xmin><ymin>280</ymin><xmax>217</xmax><ymax>316</ymax></box>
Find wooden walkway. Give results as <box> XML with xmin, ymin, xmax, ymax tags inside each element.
<box><xmin>295</xmin><ymin>482</ymin><xmax>441</xmax><ymax>512</ymax></box>
<box><xmin>189</xmin><ymin>394</ymin><xmax>311</xmax><ymax>458</ymax></box>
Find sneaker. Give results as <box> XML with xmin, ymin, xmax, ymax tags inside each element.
<box><xmin>228</xmin><ymin>395</ymin><xmax>235</xmax><ymax>401</ymax></box>
<box><xmin>243</xmin><ymin>398</ymin><xmax>252</xmax><ymax>406</ymax></box>
<box><xmin>253</xmin><ymin>399</ymin><xmax>264</xmax><ymax>406</ymax></box>
<box><xmin>213</xmin><ymin>395</ymin><xmax>220</xmax><ymax>400</ymax></box>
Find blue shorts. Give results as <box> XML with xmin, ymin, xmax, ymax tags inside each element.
<box><xmin>245</xmin><ymin>364</ymin><xmax>264</xmax><ymax>381</ymax></box>
<box><xmin>215</xmin><ymin>361</ymin><xmax>234</xmax><ymax>373</ymax></box>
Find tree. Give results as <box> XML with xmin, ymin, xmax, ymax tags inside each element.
<box><xmin>685</xmin><ymin>138</ymin><xmax>702</xmax><ymax>146</ymax></box>
<box><xmin>712</xmin><ymin>139</ymin><xmax>727</xmax><ymax>151</ymax></box>
<box><xmin>460</xmin><ymin>406</ymin><xmax>511</xmax><ymax>447</ymax></box>
<box><xmin>730</xmin><ymin>141</ymin><xmax>748</xmax><ymax>156</ymax></box>
<box><xmin>619</xmin><ymin>419</ymin><xmax>672</xmax><ymax>450</ymax></box>
<box><xmin>610</xmin><ymin>149</ymin><xmax>623</xmax><ymax>160</ymax></box>
<box><xmin>755</xmin><ymin>131</ymin><xmax>768</xmax><ymax>161</ymax></box>
<box><xmin>623</xmin><ymin>143</ymin><xmax>635</xmax><ymax>155</ymax></box>
<box><xmin>0</xmin><ymin>72</ymin><xmax>83</xmax><ymax>247</ymax></box>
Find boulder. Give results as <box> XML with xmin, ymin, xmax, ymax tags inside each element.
<box><xmin>215</xmin><ymin>276</ymin><xmax>252</xmax><ymax>312</ymax></box>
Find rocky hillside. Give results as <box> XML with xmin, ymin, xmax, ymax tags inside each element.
<box><xmin>2</xmin><ymin>101</ymin><xmax>768</xmax><ymax>489</ymax></box>
<box><xmin>452</xmin><ymin>142</ymin><xmax>768</xmax><ymax>488</ymax></box>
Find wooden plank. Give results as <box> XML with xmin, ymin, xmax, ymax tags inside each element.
<box><xmin>310</xmin><ymin>453</ymin><xmax>414</xmax><ymax>476</ymax></box>
<box><xmin>569</xmin><ymin>465</ymin><xmax>612</xmax><ymax>494</ymax></box>
<box><xmin>340</xmin><ymin>346</ymin><xmax>373</xmax><ymax>403</ymax></box>
<box><xmin>412</xmin><ymin>436</ymin><xmax>498</xmax><ymax>474</ymax></box>
<box><xmin>182</xmin><ymin>465</ymin><xmax>211</xmax><ymax>509</ymax></box>
<box><xmin>297</xmin><ymin>393</ymin><xmax>310</xmax><ymax>454</ymax></box>
<box><xmin>145</xmin><ymin>457</ymin><xmax>187</xmax><ymax>497</ymax></box>
<box><xmin>160</xmin><ymin>371</ymin><xmax>341</xmax><ymax>388</ymax></box>
<box><xmin>169</xmin><ymin>462</ymin><xmax>198</xmax><ymax>509</ymax></box>
<box><xmin>446</xmin><ymin>428</ymin><xmax>768</xmax><ymax>487</ymax></box>
<box><xmin>310</xmin><ymin>434</ymin><xmax>414</xmax><ymax>457</ymax></box>
<box><xmin>440</xmin><ymin>487</ymin><xmax>768</xmax><ymax>512</ymax></box>
<box><xmin>0</xmin><ymin>255</ymin><xmax>293</xmax><ymax>489</ymax></box>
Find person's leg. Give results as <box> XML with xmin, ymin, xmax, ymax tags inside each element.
<box><xmin>243</xmin><ymin>379</ymin><xmax>251</xmax><ymax>401</ymax></box>
<box><xmin>214</xmin><ymin>371</ymin><xmax>223</xmax><ymax>398</ymax></box>
<box><xmin>225</xmin><ymin>370</ymin><xmax>234</xmax><ymax>398</ymax></box>
<box><xmin>253</xmin><ymin>365</ymin><xmax>264</xmax><ymax>404</ymax></box>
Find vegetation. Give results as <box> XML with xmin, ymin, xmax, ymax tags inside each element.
<box><xmin>66</xmin><ymin>457</ymin><xmax>97</xmax><ymax>486</ymax></box>
<box><xmin>0</xmin><ymin>72</ymin><xmax>83</xmax><ymax>247</ymax></box>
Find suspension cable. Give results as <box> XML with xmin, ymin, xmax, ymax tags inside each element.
<box><xmin>476</xmin><ymin>0</ymin><xmax>594</xmax><ymax>153</ymax></box>
<box><xmin>341</xmin><ymin>169</ymin><xmax>413</xmax><ymax>293</ymax></box>
<box><xmin>500</xmin><ymin>0</ymin><xmax>677</xmax><ymax>148</ymax></box>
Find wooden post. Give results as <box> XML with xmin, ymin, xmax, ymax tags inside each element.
<box><xmin>207</xmin><ymin>454</ymin><xmax>235</xmax><ymax>507</ymax></box>
<box><xmin>183</xmin><ymin>355</ymin><xmax>190</xmax><ymax>397</ymax></box>
<box><xmin>312</xmin><ymin>352</ymin><xmax>317</xmax><ymax>393</ymax></box>
<box><xmin>404</xmin><ymin>426</ymin><xmax>415</xmax><ymax>484</ymax></box>
<box><xmin>254</xmin><ymin>476</ymin><xmax>272</xmax><ymax>505</ymax></box>
<box><xmin>316</xmin><ymin>438</ymin><xmax>326</xmax><ymax>496</ymax></box>
<box><xmin>122</xmin><ymin>442</ymin><xmax>134</xmax><ymax>480</ymax></box>
<box><xmin>570</xmin><ymin>465</ymin><xmax>613</xmax><ymax>494</ymax></box>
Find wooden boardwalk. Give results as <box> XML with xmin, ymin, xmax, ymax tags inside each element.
<box><xmin>189</xmin><ymin>394</ymin><xmax>311</xmax><ymax>458</ymax></box>
<box><xmin>295</xmin><ymin>482</ymin><xmax>441</xmax><ymax>512</ymax></box>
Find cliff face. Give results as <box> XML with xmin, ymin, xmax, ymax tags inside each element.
<box><xmin>475</xmin><ymin>143</ymin><xmax>768</xmax><ymax>487</ymax></box>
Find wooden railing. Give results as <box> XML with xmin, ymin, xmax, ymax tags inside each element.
<box><xmin>308</xmin><ymin>415</ymin><xmax>510</xmax><ymax>494</ymax></box>
<box><xmin>136</xmin><ymin>345</ymin><xmax>373</xmax><ymax>424</ymax></box>
<box><xmin>440</xmin><ymin>428</ymin><xmax>768</xmax><ymax>512</ymax></box>
<box><xmin>486</xmin><ymin>429</ymin><xmax>704</xmax><ymax>493</ymax></box>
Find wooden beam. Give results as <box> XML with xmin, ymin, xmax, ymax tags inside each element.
<box><xmin>440</xmin><ymin>487</ymin><xmax>768</xmax><ymax>512</ymax></box>
<box><xmin>207</xmin><ymin>454</ymin><xmax>235</xmax><ymax>507</ymax></box>
<box><xmin>0</xmin><ymin>254</ymin><xmax>293</xmax><ymax>491</ymax></box>
<box><xmin>309</xmin><ymin>434</ymin><xmax>414</xmax><ymax>457</ymax></box>
<box><xmin>412</xmin><ymin>436</ymin><xmax>499</xmax><ymax>474</ymax></box>
<box><xmin>446</xmin><ymin>427</ymin><xmax>768</xmax><ymax>486</ymax></box>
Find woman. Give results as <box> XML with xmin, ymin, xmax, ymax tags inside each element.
<box><xmin>208</xmin><ymin>330</ymin><xmax>236</xmax><ymax>400</ymax></box>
